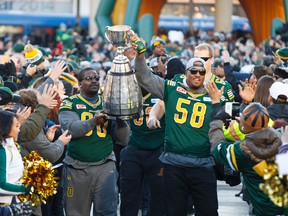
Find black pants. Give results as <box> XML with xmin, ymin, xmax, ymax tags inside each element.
<box><xmin>41</xmin><ymin>167</ymin><xmax>64</xmax><ymax>216</ymax></box>
<box><xmin>120</xmin><ymin>146</ymin><xmax>164</xmax><ymax>216</ymax></box>
<box><xmin>163</xmin><ymin>164</ymin><xmax>218</xmax><ymax>216</ymax></box>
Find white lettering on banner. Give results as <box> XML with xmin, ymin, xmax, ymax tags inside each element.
<box><xmin>0</xmin><ymin>0</ymin><xmax>73</xmax><ymax>14</ymax></box>
<box><xmin>158</xmin><ymin>15</ymin><xmax>251</xmax><ymax>32</ymax></box>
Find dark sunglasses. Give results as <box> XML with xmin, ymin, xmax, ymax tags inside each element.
<box><xmin>187</xmin><ymin>68</ymin><xmax>206</xmax><ymax>76</ymax></box>
<box><xmin>83</xmin><ymin>76</ymin><xmax>100</xmax><ymax>81</ymax></box>
<box><xmin>200</xmin><ymin>57</ymin><xmax>211</xmax><ymax>62</ymax></box>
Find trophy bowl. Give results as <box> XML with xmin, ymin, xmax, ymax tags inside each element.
<box><xmin>103</xmin><ymin>25</ymin><xmax>143</xmax><ymax>120</ymax></box>
<box><xmin>104</xmin><ymin>25</ymin><xmax>132</xmax><ymax>49</ymax></box>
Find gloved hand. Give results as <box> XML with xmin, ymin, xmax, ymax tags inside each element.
<box><xmin>10</xmin><ymin>201</ymin><xmax>32</xmax><ymax>216</ymax></box>
<box><xmin>211</xmin><ymin>103</ymin><xmax>231</xmax><ymax>129</ymax></box>
<box><xmin>224</xmin><ymin>165</ymin><xmax>241</xmax><ymax>187</ymax></box>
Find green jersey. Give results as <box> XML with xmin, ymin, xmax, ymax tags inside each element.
<box><xmin>129</xmin><ymin>93</ymin><xmax>165</xmax><ymax>149</ymax></box>
<box><xmin>213</xmin><ymin>141</ymin><xmax>284</xmax><ymax>216</ymax></box>
<box><xmin>59</xmin><ymin>94</ymin><xmax>112</xmax><ymax>162</ymax></box>
<box><xmin>163</xmin><ymin>80</ymin><xmax>213</xmax><ymax>157</ymax></box>
<box><xmin>173</xmin><ymin>74</ymin><xmax>234</xmax><ymax>103</ymax></box>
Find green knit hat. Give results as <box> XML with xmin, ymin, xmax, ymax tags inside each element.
<box><xmin>276</xmin><ymin>47</ymin><xmax>288</xmax><ymax>60</ymax></box>
<box><xmin>24</xmin><ymin>44</ymin><xmax>44</xmax><ymax>66</ymax></box>
<box><xmin>13</xmin><ymin>43</ymin><xmax>25</xmax><ymax>53</ymax></box>
<box><xmin>67</xmin><ymin>60</ymin><xmax>81</xmax><ymax>71</ymax></box>
<box><xmin>67</xmin><ymin>55</ymin><xmax>80</xmax><ymax>64</ymax></box>
<box><xmin>0</xmin><ymin>87</ymin><xmax>21</xmax><ymax>105</ymax></box>
<box><xmin>38</xmin><ymin>47</ymin><xmax>48</xmax><ymax>57</ymax></box>
<box><xmin>150</xmin><ymin>36</ymin><xmax>166</xmax><ymax>50</ymax></box>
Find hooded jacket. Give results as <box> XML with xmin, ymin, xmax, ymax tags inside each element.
<box><xmin>209</xmin><ymin>120</ymin><xmax>284</xmax><ymax>216</ymax></box>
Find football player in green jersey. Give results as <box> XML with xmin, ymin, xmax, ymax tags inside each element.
<box><xmin>131</xmin><ymin>32</ymin><xmax>219</xmax><ymax>216</ymax></box>
<box><xmin>58</xmin><ymin>67</ymin><xmax>130</xmax><ymax>216</ymax></box>
<box><xmin>120</xmin><ymin>87</ymin><xmax>165</xmax><ymax>216</ymax></box>
<box><xmin>207</xmin><ymin>81</ymin><xmax>284</xmax><ymax>216</ymax></box>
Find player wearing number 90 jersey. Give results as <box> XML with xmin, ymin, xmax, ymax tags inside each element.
<box><xmin>59</xmin><ymin>94</ymin><xmax>112</xmax><ymax>162</ymax></box>
<box><xmin>58</xmin><ymin>68</ymin><xmax>129</xmax><ymax>216</ymax></box>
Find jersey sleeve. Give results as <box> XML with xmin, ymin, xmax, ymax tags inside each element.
<box><xmin>213</xmin><ymin>142</ymin><xmax>241</xmax><ymax>172</ymax></box>
<box><xmin>223</xmin><ymin>81</ymin><xmax>235</xmax><ymax>102</ymax></box>
<box><xmin>213</xmin><ymin>76</ymin><xmax>235</xmax><ymax>103</ymax></box>
<box><xmin>59</xmin><ymin>97</ymin><xmax>74</xmax><ymax>112</ymax></box>
<box><xmin>0</xmin><ymin>147</ymin><xmax>26</xmax><ymax>195</ymax></box>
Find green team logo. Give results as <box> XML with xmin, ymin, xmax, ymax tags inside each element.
<box><xmin>60</xmin><ymin>100</ymin><xmax>73</xmax><ymax>108</ymax></box>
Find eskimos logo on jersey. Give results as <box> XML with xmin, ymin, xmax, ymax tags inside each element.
<box><xmin>76</xmin><ymin>104</ymin><xmax>87</xmax><ymax>109</ymax></box>
<box><xmin>60</xmin><ymin>100</ymin><xmax>73</xmax><ymax>109</ymax></box>
<box><xmin>176</xmin><ymin>86</ymin><xmax>187</xmax><ymax>94</ymax></box>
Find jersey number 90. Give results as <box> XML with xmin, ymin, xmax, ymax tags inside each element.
<box><xmin>81</xmin><ymin>112</ymin><xmax>108</xmax><ymax>137</ymax></box>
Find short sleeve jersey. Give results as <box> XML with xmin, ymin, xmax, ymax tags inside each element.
<box><xmin>58</xmin><ymin>94</ymin><xmax>112</xmax><ymax>162</ymax></box>
<box><xmin>213</xmin><ymin>141</ymin><xmax>284</xmax><ymax>216</ymax></box>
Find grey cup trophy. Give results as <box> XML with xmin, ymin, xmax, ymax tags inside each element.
<box><xmin>102</xmin><ymin>25</ymin><xmax>143</xmax><ymax>120</ymax></box>
<box><xmin>104</xmin><ymin>25</ymin><xmax>131</xmax><ymax>54</ymax></box>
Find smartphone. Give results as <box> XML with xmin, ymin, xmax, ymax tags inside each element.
<box><xmin>225</xmin><ymin>102</ymin><xmax>240</xmax><ymax>120</ymax></box>
<box><xmin>158</xmin><ymin>55</ymin><xmax>168</xmax><ymax>64</ymax></box>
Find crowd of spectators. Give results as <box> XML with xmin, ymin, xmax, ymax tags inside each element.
<box><xmin>0</xmin><ymin>22</ymin><xmax>288</xmax><ymax>216</ymax></box>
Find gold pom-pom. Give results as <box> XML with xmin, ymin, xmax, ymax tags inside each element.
<box><xmin>24</xmin><ymin>44</ymin><xmax>35</xmax><ymax>53</ymax></box>
<box><xmin>259</xmin><ymin>160</ymin><xmax>288</xmax><ymax>207</ymax></box>
<box><xmin>18</xmin><ymin>151</ymin><xmax>59</xmax><ymax>206</ymax></box>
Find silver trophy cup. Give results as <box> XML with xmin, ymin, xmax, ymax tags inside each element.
<box><xmin>102</xmin><ymin>25</ymin><xmax>143</xmax><ymax>120</ymax></box>
<box><xmin>104</xmin><ymin>25</ymin><xmax>132</xmax><ymax>54</ymax></box>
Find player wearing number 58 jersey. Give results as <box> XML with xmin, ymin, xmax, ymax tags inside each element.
<box><xmin>134</xmin><ymin>44</ymin><xmax>218</xmax><ymax>216</ymax></box>
<box><xmin>164</xmin><ymin>81</ymin><xmax>213</xmax><ymax>157</ymax></box>
<box><xmin>58</xmin><ymin>67</ymin><xmax>129</xmax><ymax>216</ymax></box>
